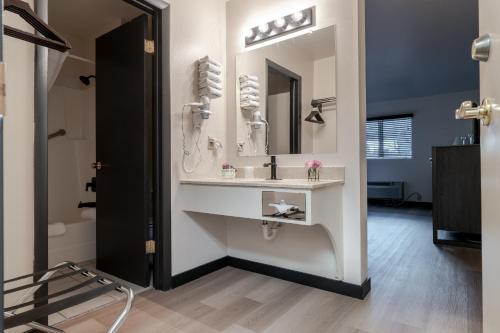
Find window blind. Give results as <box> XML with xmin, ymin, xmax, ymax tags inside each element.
<box><xmin>366</xmin><ymin>114</ymin><xmax>413</xmax><ymax>159</ymax></box>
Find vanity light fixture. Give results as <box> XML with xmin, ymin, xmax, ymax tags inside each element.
<box><xmin>245</xmin><ymin>6</ymin><xmax>315</xmax><ymax>47</ymax></box>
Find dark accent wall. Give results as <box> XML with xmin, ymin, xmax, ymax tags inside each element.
<box><xmin>366</xmin><ymin>0</ymin><xmax>479</xmax><ymax>103</ymax></box>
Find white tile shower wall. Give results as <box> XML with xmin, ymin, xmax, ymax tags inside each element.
<box><xmin>226</xmin><ymin>0</ymin><xmax>367</xmax><ymax>284</ymax></box>
<box><xmin>169</xmin><ymin>0</ymin><xmax>229</xmax><ymax>276</ymax></box>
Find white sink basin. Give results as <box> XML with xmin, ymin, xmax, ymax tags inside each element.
<box><xmin>180</xmin><ymin>178</ymin><xmax>343</xmax><ymax>190</ymax></box>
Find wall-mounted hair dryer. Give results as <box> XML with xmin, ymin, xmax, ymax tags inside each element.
<box><xmin>188</xmin><ymin>95</ymin><xmax>212</xmax><ymax>120</ymax></box>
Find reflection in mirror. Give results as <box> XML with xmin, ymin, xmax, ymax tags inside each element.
<box><xmin>236</xmin><ymin>25</ymin><xmax>337</xmax><ymax>156</ymax></box>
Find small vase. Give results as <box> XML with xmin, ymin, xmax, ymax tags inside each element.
<box><xmin>308</xmin><ymin>168</ymin><xmax>320</xmax><ymax>181</ymax></box>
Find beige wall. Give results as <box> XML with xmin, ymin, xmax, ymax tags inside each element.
<box><xmin>169</xmin><ymin>0</ymin><xmax>229</xmax><ymax>275</ymax></box>
<box><xmin>226</xmin><ymin>0</ymin><xmax>367</xmax><ymax>284</ymax></box>
<box><xmin>4</xmin><ymin>5</ymin><xmax>35</xmax><ymax>281</ymax></box>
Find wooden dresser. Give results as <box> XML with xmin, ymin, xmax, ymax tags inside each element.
<box><xmin>432</xmin><ymin>145</ymin><xmax>481</xmax><ymax>247</ymax></box>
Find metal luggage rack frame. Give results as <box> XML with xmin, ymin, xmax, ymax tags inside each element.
<box><xmin>3</xmin><ymin>261</ymin><xmax>134</xmax><ymax>333</ymax></box>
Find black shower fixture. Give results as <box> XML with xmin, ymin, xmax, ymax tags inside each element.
<box><xmin>79</xmin><ymin>75</ymin><xmax>96</xmax><ymax>86</ymax></box>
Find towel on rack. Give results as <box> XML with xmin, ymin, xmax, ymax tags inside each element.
<box><xmin>240</xmin><ymin>80</ymin><xmax>260</xmax><ymax>89</ymax></box>
<box><xmin>199</xmin><ymin>62</ymin><xmax>222</xmax><ymax>75</ymax></box>
<box><xmin>241</xmin><ymin>94</ymin><xmax>260</xmax><ymax>102</ymax></box>
<box><xmin>199</xmin><ymin>55</ymin><xmax>222</xmax><ymax>68</ymax></box>
<box><xmin>241</xmin><ymin>101</ymin><xmax>260</xmax><ymax>109</ymax></box>
<box><xmin>239</xmin><ymin>75</ymin><xmax>259</xmax><ymax>83</ymax></box>
<box><xmin>240</xmin><ymin>87</ymin><xmax>259</xmax><ymax>96</ymax></box>
<box><xmin>200</xmin><ymin>71</ymin><xmax>222</xmax><ymax>83</ymax></box>
<box><xmin>199</xmin><ymin>78</ymin><xmax>223</xmax><ymax>91</ymax></box>
<box><xmin>200</xmin><ymin>86</ymin><xmax>223</xmax><ymax>99</ymax></box>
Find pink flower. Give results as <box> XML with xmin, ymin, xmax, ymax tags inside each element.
<box><xmin>305</xmin><ymin>160</ymin><xmax>322</xmax><ymax>170</ymax></box>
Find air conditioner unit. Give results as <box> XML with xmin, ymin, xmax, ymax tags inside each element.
<box><xmin>367</xmin><ymin>181</ymin><xmax>405</xmax><ymax>201</ymax></box>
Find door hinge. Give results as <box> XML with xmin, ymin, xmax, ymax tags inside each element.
<box><xmin>0</xmin><ymin>63</ymin><xmax>6</xmax><ymax>116</ymax></box>
<box><xmin>146</xmin><ymin>240</ymin><xmax>156</xmax><ymax>254</ymax></box>
<box><xmin>144</xmin><ymin>39</ymin><xmax>155</xmax><ymax>54</ymax></box>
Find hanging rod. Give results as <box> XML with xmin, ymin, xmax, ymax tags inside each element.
<box><xmin>4</xmin><ymin>0</ymin><xmax>71</xmax><ymax>52</ymax></box>
<box><xmin>311</xmin><ymin>97</ymin><xmax>336</xmax><ymax>107</ymax></box>
<box><xmin>48</xmin><ymin>129</ymin><xmax>66</xmax><ymax>140</ymax></box>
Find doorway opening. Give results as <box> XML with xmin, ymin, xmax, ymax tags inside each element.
<box><xmin>266</xmin><ymin>59</ymin><xmax>302</xmax><ymax>154</ymax></box>
<box><xmin>365</xmin><ymin>0</ymin><xmax>482</xmax><ymax>331</ymax></box>
<box><xmin>33</xmin><ymin>0</ymin><xmax>169</xmax><ymax>323</ymax></box>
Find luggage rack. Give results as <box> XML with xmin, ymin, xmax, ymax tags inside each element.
<box><xmin>3</xmin><ymin>262</ymin><xmax>134</xmax><ymax>333</ymax></box>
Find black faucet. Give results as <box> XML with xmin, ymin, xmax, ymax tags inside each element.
<box><xmin>263</xmin><ymin>156</ymin><xmax>279</xmax><ymax>180</ymax></box>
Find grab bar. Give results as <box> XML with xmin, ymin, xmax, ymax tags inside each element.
<box><xmin>48</xmin><ymin>129</ymin><xmax>66</xmax><ymax>140</ymax></box>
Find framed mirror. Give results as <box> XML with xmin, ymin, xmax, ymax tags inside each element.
<box><xmin>236</xmin><ymin>25</ymin><xmax>337</xmax><ymax>156</ymax></box>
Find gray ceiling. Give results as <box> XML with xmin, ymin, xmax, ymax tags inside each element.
<box><xmin>366</xmin><ymin>0</ymin><xmax>479</xmax><ymax>103</ymax></box>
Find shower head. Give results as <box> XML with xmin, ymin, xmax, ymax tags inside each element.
<box><xmin>79</xmin><ymin>75</ymin><xmax>96</xmax><ymax>86</ymax></box>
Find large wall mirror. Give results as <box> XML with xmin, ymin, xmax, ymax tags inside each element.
<box><xmin>236</xmin><ymin>25</ymin><xmax>337</xmax><ymax>156</ymax></box>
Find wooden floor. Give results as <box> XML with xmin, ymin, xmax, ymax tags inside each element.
<box><xmin>59</xmin><ymin>206</ymin><xmax>482</xmax><ymax>333</ymax></box>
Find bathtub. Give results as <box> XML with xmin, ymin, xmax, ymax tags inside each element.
<box><xmin>48</xmin><ymin>219</ymin><xmax>96</xmax><ymax>267</ymax></box>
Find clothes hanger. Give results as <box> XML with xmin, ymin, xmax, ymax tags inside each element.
<box><xmin>4</xmin><ymin>0</ymin><xmax>71</xmax><ymax>52</ymax></box>
<box><xmin>305</xmin><ymin>103</ymin><xmax>325</xmax><ymax>124</ymax></box>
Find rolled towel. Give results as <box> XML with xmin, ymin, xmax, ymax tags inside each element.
<box><xmin>239</xmin><ymin>75</ymin><xmax>258</xmax><ymax>83</ymax></box>
<box><xmin>200</xmin><ymin>71</ymin><xmax>222</xmax><ymax>83</ymax></box>
<box><xmin>199</xmin><ymin>56</ymin><xmax>222</xmax><ymax>68</ymax></box>
<box><xmin>200</xmin><ymin>86</ymin><xmax>223</xmax><ymax>99</ymax></box>
<box><xmin>199</xmin><ymin>62</ymin><xmax>222</xmax><ymax>75</ymax></box>
<box><xmin>240</xmin><ymin>87</ymin><xmax>259</xmax><ymax>96</ymax></box>
<box><xmin>48</xmin><ymin>222</ymin><xmax>66</xmax><ymax>237</ymax></box>
<box><xmin>241</xmin><ymin>94</ymin><xmax>260</xmax><ymax>102</ymax></box>
<box><xmin>241</xmin><ymin>101</ymin><xmax>260</xmax><ymax>109</ymax></box>
<box><xmin>199</xmin><ymin>78</ymin><xmax>223</xmax><ymax>91</ymax></box>
<box><xmin>240</xmin><ymin>80</ymin><xmax>260</xmax><ymax>89</ymax></box>
<box><xmin>81</xmin><ymin>208</ymin><xmax>96</xmax><ymax>220</ymax></box>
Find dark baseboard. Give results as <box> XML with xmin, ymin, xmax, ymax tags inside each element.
<box><xmin>368</xmin><ymin>199</ymin><xmax>433</xmax><ymax>209</ymax></box>
<box><xmin>172</xmin><ymin>256</ymin><xmax>371</xmax><ymax>300</ymax></box>
<box><xmin>171</xmin><ymin>257</ymin><xmax>228</xmax><ymax>288</ymax></box>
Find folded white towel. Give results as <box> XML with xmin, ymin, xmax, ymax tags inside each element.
<box><xmin>241</xmin><ymin>94</ymin><xmax>260</xmax><ymax>102</ymax></box>
<box><xmin>200</xmin><ymin>86</ymin><xmax>223</xmax><ymax>99</ymax></box>
<box><xmin>199</xmin><ymin>78</ymin><xmax>223</xmax><ymax>91</ymax></box>
<box><xmin>239</xmin><ymin>75</ymin><xmax>258</xmax><ymax>83</ymax></box>
<box><xmin>199</xmin><ymin>62</ymin><xmax>222</xmax><ymax>75</ymax></box>
<box><xmin>199</xmin><ymin>56</ymin><xmax>222</xmax><ymax>68</ymax></box>
<box><xmin>241</xmin><ymin>101</ymin><xmax>260</xmax><ymax>109</ymax></box>
<box><xmin>240</xmin><ymin>87</ymin><xmax>259</xmax><ymax>96</ymax></box>
<box><xmin>200</xmin><ymin>71</ymin><xmax>222</xmax><ymax>83</ymax></box>
<box><xmin>240</xmin><ymin>80</ymin><xmax>260</xmax><ymax>89</ymax></box>
<box><xmin>48</xmin><ymin>222</ymin><xmax>66</xmax><ymax>237</ymax></box>
<box><xmin>81</xmin><ymin>208</ymin><xmax>96</xmax><ymax>220</ymax></box>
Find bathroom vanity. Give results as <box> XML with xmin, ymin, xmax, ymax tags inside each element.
<box><xmin>179</xmin><ymin>174</ymin><xmax>345</xmax><ymax>280</ymax></box>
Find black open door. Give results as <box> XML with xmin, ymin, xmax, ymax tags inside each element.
<box><xmin>96</xmin><ymin>14</ymin><xmax>152</xmax><ymax>287</ymax></box>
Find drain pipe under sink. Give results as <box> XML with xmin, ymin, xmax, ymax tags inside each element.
<box><xmin>261</xmin><ymin>221</ymin><xmax>282</xmax><ymax>241</ymax></box>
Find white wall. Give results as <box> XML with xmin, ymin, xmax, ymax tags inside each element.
<box><xmin>367</xmin><ymin>90</ymin><xmax>477</xmax><ymax>202</ymax></box>
<box><xmin>169</xmin><ymin>0</ymin><xmax>229</xmax><ymax>275</ymax></box>
<box><xmin>4</xmin><ymin>4</ymin><xmax>35</xmax><ymax>289</ymax></box>
<box><xmin>226</xmin><ymin>0</ymin><xmax>367</xmax><ymax>285</ymax></box>
<box><xmin>313</xmin><ymin>56</ymin><xmax>337</xmax><ymax>153</ymax></box>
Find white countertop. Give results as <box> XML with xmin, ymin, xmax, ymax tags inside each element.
<box><xmin>180</xmin><ymin>178</ymin><xmax>344</xmax><ymax>190</ymax></box>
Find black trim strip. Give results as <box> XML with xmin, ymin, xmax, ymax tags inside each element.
<box><xmin>172</xmin><ymin>257</ymin><xmax>228</xmax><ymax>288</ymax></box>
<box><xmin>367</xmin><ymin>113</ymin><xmax>413</xmax><ymax>121</ymax></box>
<box><xmin>171</xmin><ymin>256</ymin><xmax>371</xmax><ymax>300</ymax></box>
<box><xmin>4</xmin><ymin>282</ymin><xmax>119</xmax><ymax>329</ymax></box>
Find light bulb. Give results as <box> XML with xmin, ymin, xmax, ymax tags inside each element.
<box><xmin>258</xmin><ymin>23</ymin><xmax>271</xmax><ymax>34</ymax></box>
<box><xmin>274</xmin><ymin>17</ymin><xmax>287</xmax><ymax>29</ymax></box>
<box><xmin>291</xmin><ymin>11</ymin><xmax>305</xmax><ymax>23</ymax></box>
<box><xmin>245</xmin><ymin>29</ymin><xmax>256</xmax><ymax>39</ymax></box>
